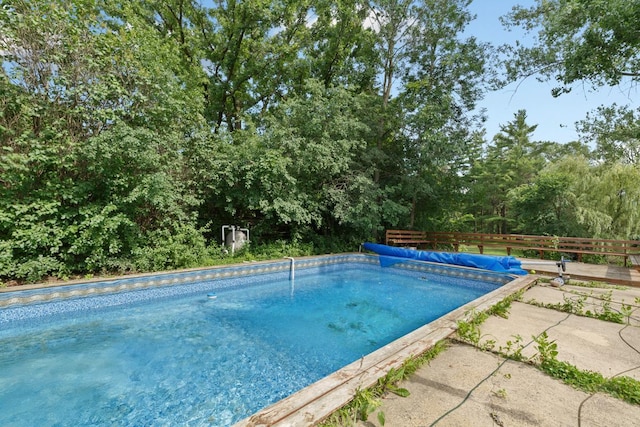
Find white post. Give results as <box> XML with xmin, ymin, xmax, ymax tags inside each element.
<box><xmin>231</xmin><ymin>225</ymin><xmax>236</xmax><ymax>255</ymax></box>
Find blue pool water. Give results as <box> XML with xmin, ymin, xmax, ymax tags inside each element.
<box><xmin>0</xmin><ymin>260</ymin><xmax>503</xmax><ymax>426</ymax></box>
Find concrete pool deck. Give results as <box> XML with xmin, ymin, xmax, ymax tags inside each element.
<box><xmin>353</xmin><ymin>264</ymin><xmax>640</xmax><ymax>427</ymax></box>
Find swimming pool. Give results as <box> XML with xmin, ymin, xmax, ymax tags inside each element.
<box><xmin>0</xmin><ymin>254</ymin><xmax>524</xmax><ymax>426</ymax></box>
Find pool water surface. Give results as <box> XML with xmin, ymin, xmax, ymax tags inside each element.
<box><xmin>0</xmin><ymin>259</ymin><xmax>504</xmax><ymax>426</ymax></box>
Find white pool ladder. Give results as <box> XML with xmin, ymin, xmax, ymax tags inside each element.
<box><xmin>284</xmin><ymin>257</ymin><xmax>295</xmax><ymax>281</ymax></box>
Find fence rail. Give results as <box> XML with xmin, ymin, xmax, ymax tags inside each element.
<box><xmin>384</xmin><ymin>230</ymin><xmax>640</xmax><ymax>269</ymax></box>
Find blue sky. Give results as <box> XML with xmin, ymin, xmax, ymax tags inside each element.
<box><xmin>467</xmin><ymin>1</ymin><xmax>639</xmax><ymax>143</ymax></box>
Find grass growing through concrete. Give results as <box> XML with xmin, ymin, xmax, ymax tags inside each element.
<box><xmin>533</xmin><ymin>332</ymin><xmax>640</xmax><ymax>405</ymax></box>
<box><xmin>567</xmin><ymin>280</ymin><xmax>629</xmax><ymax>291</ymax></box>
<box><xmin>319</xmin><ymin>340</ymin><xmax>449</xmax><ymax>426</ymax></box>
<box><xmin>526</xmin><ymin>280</ymin><xmax>637</xmax><ymax>324</ymax></box>
<box><xmin>457</xmin><ymin>285</ymin><xmax>640</xmax><ymax>408</ymax></box>
<box><xmin>526</xmin><ymin>292</ymin><xmax>627</xmax><ymax>324</ymax></box>
<box><xmin>456</xmin><ymin>289</ymin><xmax>525</xmax><ymax>349</ymax></box>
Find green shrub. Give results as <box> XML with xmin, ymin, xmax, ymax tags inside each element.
<box><xmin>580</xmin><ymin>253</ymin><xmax>608</xmax><ymax>265</ymax></box>
<box><xmin>13</xmin><ymin>255</ymin><xmax>68</xmax><ymax>283</ymax></box>
<box><xmin>132</xmin><ymin>223</ymin><xmax>210</xmax><ymax>272</ymax></box>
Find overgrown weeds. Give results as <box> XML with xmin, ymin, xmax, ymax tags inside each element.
<box><xmin>533</xmin><ymin>332</ymin><xmax>640</xmax><ymax>405</ymax></box>
<box><xmin>456</xmin><ymin>289</ymin><xmax>525</xmax><ymax>348</ymax></box>
<box><xmin>456</xmin><ymin>284</ymin><xmax>640</xmax><ymax>410</ymax></box>
<box><xmin>568</xmin><ymin>280</ymin><xmax>629</xmax><ymax>291</ymax></box>
<box><xmin>319</xmin><ymin>340</ymin><xmax>448</xmax><ymax>426</ymax></box>
<box><xmin>526</xmin><ymin>290</ymin><xmax>629</xmax><ymax>324</ymax></box>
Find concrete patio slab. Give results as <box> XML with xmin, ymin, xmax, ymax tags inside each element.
<box><xmin>579</xmin><ymin>392</ymin><xmax>640</xmax><ymax>427</ymax></box>
<box><xmin>522</xmin><ymin>284</ymin><xmax>640</xmax><ymax>327</ymax></box>
<box><xmin>351</xmin><ymin>277</ymin><xmax>640</xmax><ymax>427</ymax></box>
<box><xmin>546</xmin><ymin>313</ymin><xmax>640</xmax><ymax>380</ymax></box>
<box><xmin>356</xmin><ymin>343</ymin><xmax>640</xmax><ymax>427</ymax></box>
<box><xmin>478</xmin><ymin>300</ymin><xmax>640</xmax><ymax>380</ymax></box>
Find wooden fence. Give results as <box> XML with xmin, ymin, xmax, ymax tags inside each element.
<box><xmin>384</xmin><ymin>230</ymin><xmax>640</xmax><ymax>269</ymax></box>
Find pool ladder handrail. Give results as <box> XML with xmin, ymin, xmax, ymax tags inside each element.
<box><xmin>284</xmin><ymin>257</ymin><xmax>295</xmax><ymax>281</ymax></box>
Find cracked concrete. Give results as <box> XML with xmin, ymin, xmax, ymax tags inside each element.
<box><xmin>355</xmin><ymin>281</ymin><xmax>640</xmax><ymax>427</ymax></box>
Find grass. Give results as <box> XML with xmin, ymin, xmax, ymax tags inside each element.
<box><xmin>533</xmin><ymin>332</ymin><xmax>640</xmax><ymax>405</ymax></box>
<box><xmin>319</xmin><ymin>340</ymin><xmax>449</xmax><ymax>426</ymax></box>
<box><xmin>456</xmin><ymin>245</ymin><xmax>558</xmax><ymax>259</ymax></box>
<box><xmin>567</xmin><ymin>280</ymin><xmax>629</xmax><ymax>291</ymax></box>
<box><xmin>456</xmin><ymin>245</ymin><xmax>510</xmax><ymax>256</ymax></box>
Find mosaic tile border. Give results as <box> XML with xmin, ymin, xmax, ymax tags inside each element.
<box><xmin>388</xmin><ymin>259</ymin><xmax>515</xmax><ymax>285</ymax></box>
<box><xmin>0</xmin><ymin>253</ymin><xmax>513</xmax><ymax>310</ymax></box>
<box><xmin>0</xmin><ymin>254</ymin><xmax>364</xmax><ymax>308</ymax></box>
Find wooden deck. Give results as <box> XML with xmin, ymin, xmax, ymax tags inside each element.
<box><xmin>519</xmin><ymin>258</ymin><xmax>640</xmax><ymax>287</ymax></box>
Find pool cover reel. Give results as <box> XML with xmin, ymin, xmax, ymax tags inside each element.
<box><xmin>362</xmin><ymin>243</ymin><xmax>528</xmax><ymax>275</ymax></box>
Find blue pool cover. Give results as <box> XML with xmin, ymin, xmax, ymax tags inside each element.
<box><xmin>363</xmin><ymin>243</ymin><xmax>528</xmax><ymax>275</ymax></box>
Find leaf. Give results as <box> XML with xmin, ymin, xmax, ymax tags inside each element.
<box><xmin>390</xmin><ymin>387</ymin><xmax>410</xmax><ymax>398</ymax></box>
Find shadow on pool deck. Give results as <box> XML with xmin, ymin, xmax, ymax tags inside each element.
<box><xmin>354</xmin><ymin>266</ymin><xmax>640</xmax><ymax>427</ymax></box>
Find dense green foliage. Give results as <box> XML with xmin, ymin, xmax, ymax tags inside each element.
<box><xmin>1</xmin><ymin>0</ymin><xmax>639</xmax><ymax>283</ymax></box>
<box><xmin>502</xmin><ymin>0</ymin><xmax>640</xmax><ymax>92</ymax></box>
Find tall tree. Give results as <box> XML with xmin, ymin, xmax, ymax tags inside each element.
<box><xmin>508</xmin><ymin>168</ymin><xmax>584</xmax><ymax>237</ymax></box>
<box><xmin>0</xmin><ymin>0</ymin><xmax>207</xmax><ymax>281</ymax></box>
<box><xmin>401</xmin><ymin>0</ymin><xmax>492</xmax><ymax>229</ymax></box>
<box><xmin>306</xmin><ymin>0</ymin><xmax>376</xmax><ymax>90</ymax></box>
<box><xmin>200</xmin><ymin>0</ymin><xmax>313</xmax><ymax>131</ymax></box>
<box><xmin>577</xmin><ymin>104</ymin><xmax>640</xmax><ymax>165</ymax></box>
<box><xmin>531</xmin><ymin>157</ymin><xmax>640</xmax><ymax>239</ymax></box>
<box><xmin>502</xmin><ymin>0</ymin><xmax>640</xmax><ymax>94</ymax></box>
<box><xmin>194</xmin><ymin>80</ymin><xmax>374</xmax><ymax>241</ymax></box>
<box><xmin>364</xmin><ymin>0</ymin><xmax>493</xmax><ymax>228</ymax></box>
<box><xmin>468</xmin><ymin>110</ymin><xmax>544</xmax><ymax>233</ymax></box>
<box><xmin>505</xmin><ymin>151</ymin><xmax>640</xmax><ymax>240</ymax></box>
<box><xmin>360</xmin><ymin>0</ymin><xmax>412</xmax><ymax>188</ymax></box>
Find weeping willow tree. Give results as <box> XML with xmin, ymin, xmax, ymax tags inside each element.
<box><xmin>509</xmin><ymin>156</ymin><xmax>640</xmax><ymax>240</ymax></box>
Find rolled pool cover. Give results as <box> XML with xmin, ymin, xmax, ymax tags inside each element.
<box><xmin>363</xmin><ymin>242</ymin><xmax>528</xmax><ymax>275</ymax></box>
